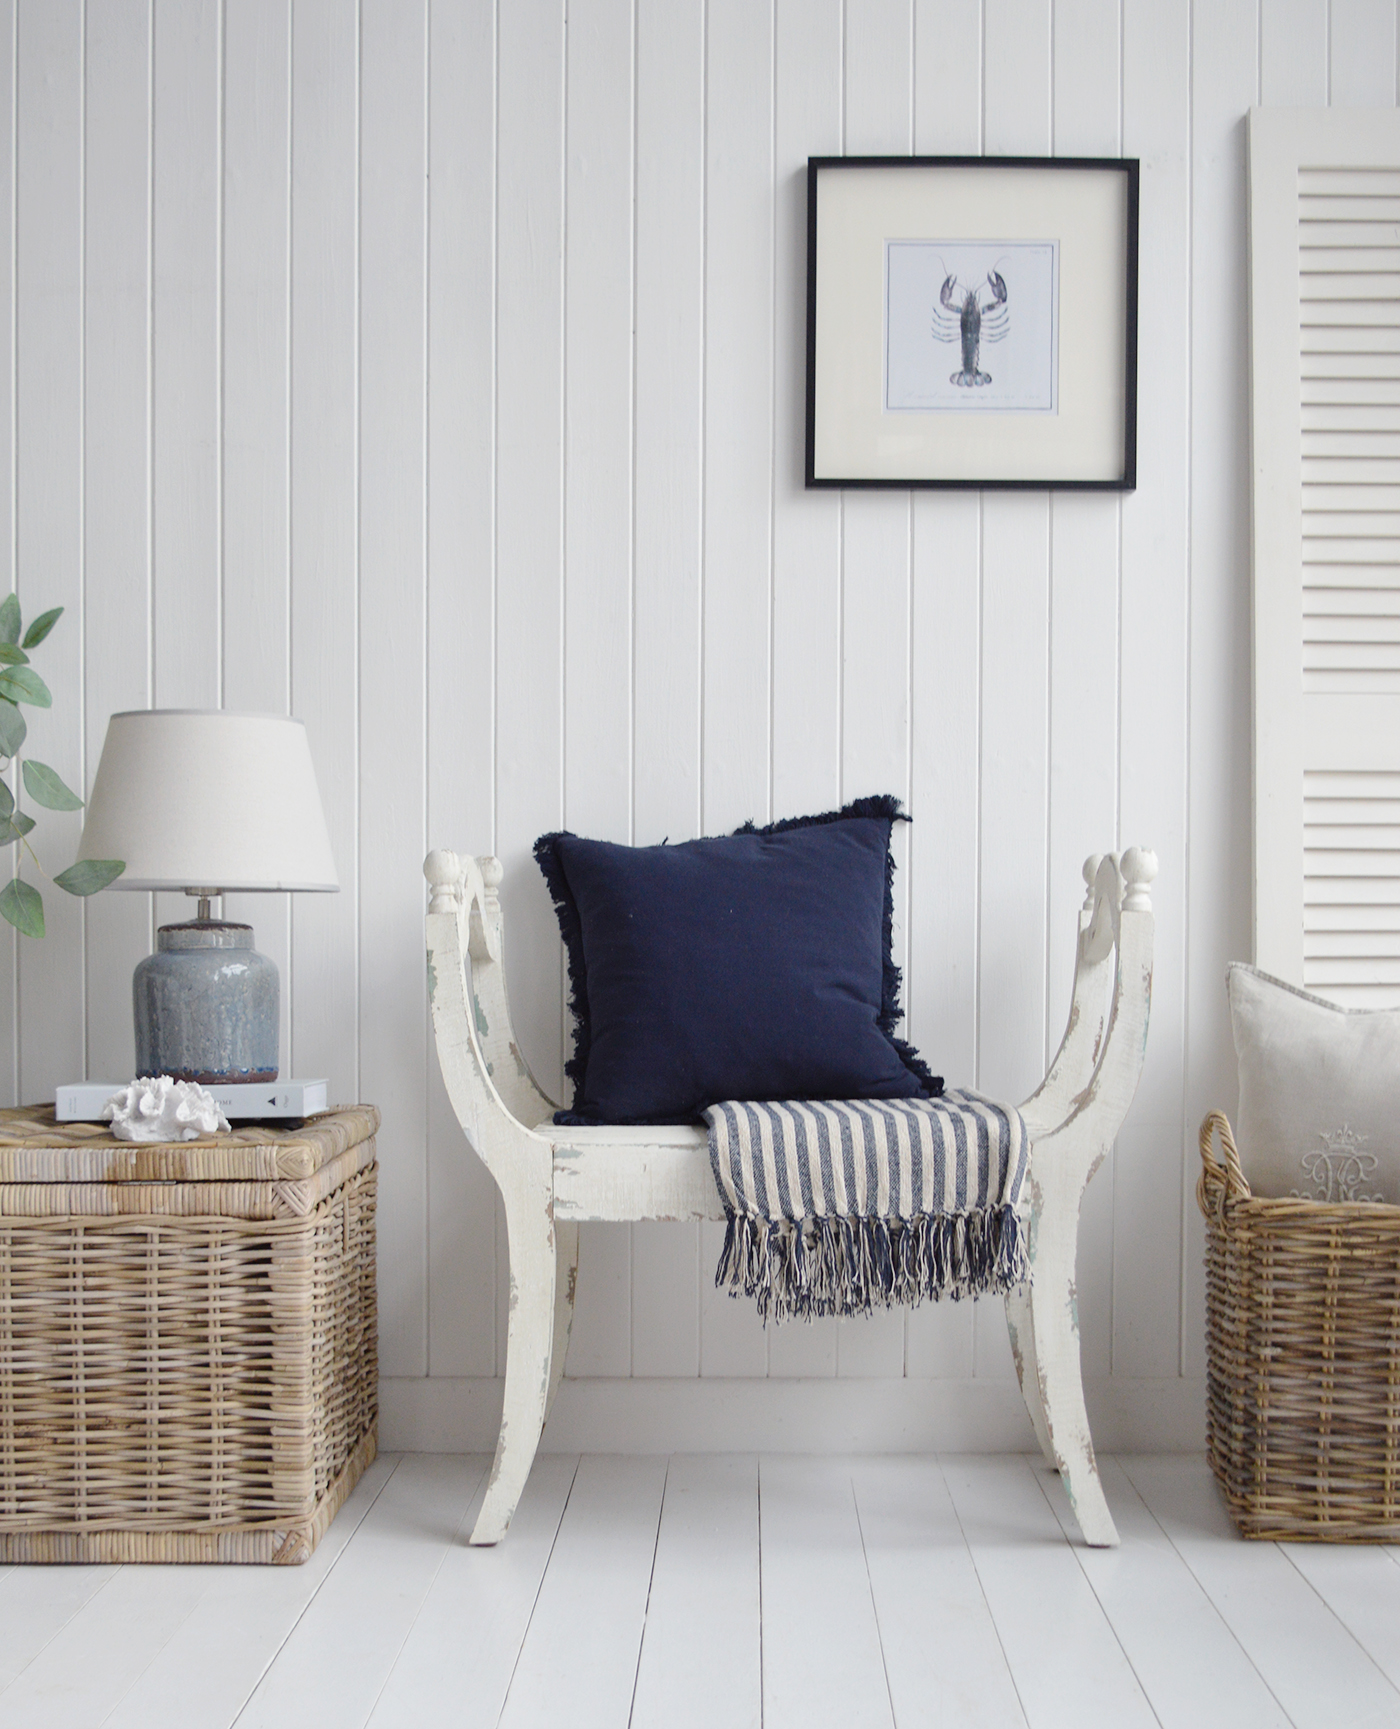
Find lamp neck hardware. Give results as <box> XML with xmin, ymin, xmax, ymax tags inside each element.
<box><xmin>184</xmin><ymin>888</ymin><xmax>224</xmax><ymax>923</ymax></box>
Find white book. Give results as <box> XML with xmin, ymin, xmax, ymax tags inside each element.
<box><xmin>55</xmin><ymin>1079</ymin><xmax>330</xmax><ymax>1122</ymax></box>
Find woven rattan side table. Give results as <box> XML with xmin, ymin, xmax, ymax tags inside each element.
<box><xmin>0</xmin><ymin>1103</ymin><xmax>379</xmax><ymax>1564</ymax></box>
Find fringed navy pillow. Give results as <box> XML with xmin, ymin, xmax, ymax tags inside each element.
<box><xmin>533</xmin><ymin>795</ymin><xmax>941</xmax><ymax>1125</ymax></box>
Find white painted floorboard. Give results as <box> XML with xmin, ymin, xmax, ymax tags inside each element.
<box><xmin>758</xmin><ymin>1456</ymin><xmax>895</xmax><ymax>1729</ymax></box>
<box><xmin>1122</xmin><ymin>1454</ymin><xmax>1400</xmax><ymax>1729</ymax></box>
<box><xmin>105</xmin><ymin>1451</ymin><xmax>402</xmax><ymax>1729</ymax></box>
<box><xmin>1279</xmin><ymin>1539</ymin><xmax>1400</xmax><ymax>1695</ymax></box>
<box><xmin>0</xmin><ymin>1453</ymin><xmax>400</xmax><ymax>1729</ymax></box>
<box><xmin>0</xmin><ymin>1453</ymin><xmax>1395</xmax><ymax>1727</ymax></box>
<box><xmin>629</xmin><ymin>1454</ymin><xmax>761</xmax><ymax>1729</ymax></box>
<box><xmin>367</xmin><ymin>1454</ymin><xmax>578</xmax><ymax>1729</ymax></box>
<box><xmin>940</xmin><ymin>1454</ymin><xmax>1159</xmax><ymax>1729</ymax></box>
<box><xmin>0</xmin><ymin>1560</ymin><xmax>116</xmax><ymax>1694</ymax></box>
<box><xmin>236</xmin><ymin>1452</ymin><xmax>488</xmax><ymax>1729</ymax></box>
<box><xmin>1036</xmin><ymin>1456</ymin><xmax>1290</xmax><ymax>1728</ymax></box>
<box><xmin>496</xmin><ymin>1454</ymin><xmax>668</xmax><ymax>1729</ymax></box>
<box><xmin>851</xmin><ymin>1455</ymin><xmax>1029</xmax><ymax>1729</ymax></box>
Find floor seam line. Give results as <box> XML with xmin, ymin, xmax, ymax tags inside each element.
<box><xmin>228</xmin><ymin>1452</ymin><xmax>409</xmax><ymax>1729</ymax></box>
<box><xmin>757</xmin><ymin>1455</ymin><xmax>766</xmax><ymax>1729</ymax></box>
<box><xmin>935</xmin><ymin>1452</ymin><xmax>1032</xmax><ymax>1729</ymax></box>
<box><xmin>1278</xmin><ymin>1540</ymin><xmax>1400</xmax><ymax>1702</ymax></box>
<box><xmin>625</xmin><ymin>1453</ymin><xmax>671</xmax><ymax>1729</ymax></box>
<box><xmin>0</xmin><ymin>1562</ymin><xmax>122</xmax><ymax>1705</ymax></box>
<box><xmin>357</xmin><ymin>1455</ymin><xmax>495</xmax><ymax>1729</ymax></box>
<box><xmin>849</xmin><ymin>1468</ymin><xmax>899</xmax><ymax>1729</ymax></box>
<box><xmin>1113</xmin><ymin>1456</ymin><xmax>1304</xmax><ymax>1727</ymax></box>
<box><xmin>95</xmin><ymin>1578</ymin><xmax>221</xmax><ymax>1729</ymax></box>
<box><xmin>494</xmin><ymin>1453</ymin><xmax>583</xmax><ymax>1727</ymax></box>
<box><xmin>1023</xmin><ymin>1455</ymin><xmax>1165</xmax><ymax>1728</ymax></box>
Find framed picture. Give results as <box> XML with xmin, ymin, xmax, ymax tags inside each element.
<box><xmin>805</xmin><ymin>155</ymin><xmax>1139</xmax><ymax>490</ymax></box>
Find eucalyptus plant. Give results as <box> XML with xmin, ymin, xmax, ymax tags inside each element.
<box><xmin>0</xmin><ymin>595</ymin><xmax>124</xmax><ymax>936</ymax></box>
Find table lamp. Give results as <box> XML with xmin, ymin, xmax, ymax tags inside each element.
<box><xmin>76</xmin><ymin>710</ymin><xmax>339</xmax><ymax>1084</ymax></box>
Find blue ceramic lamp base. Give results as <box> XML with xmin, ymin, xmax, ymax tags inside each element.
<box><xmin>134</xmin><ymin>920</ymin><xmax>279</xmax><ymax>1085</ymax></box>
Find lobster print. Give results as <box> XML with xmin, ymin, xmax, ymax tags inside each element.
<box><xmin>931</xmin><ymin>268</ymin><xmax>1009</xmax><ymax>387</ymax></box>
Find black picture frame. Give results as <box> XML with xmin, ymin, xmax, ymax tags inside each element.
<box><xmin>805</xmin><ymin>155</ymin><xmax>1139</xmax><ymax>491</ymax></box>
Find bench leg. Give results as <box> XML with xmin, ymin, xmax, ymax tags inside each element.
<box><xmin>1004</xmin><ymin>1285</ymin><xmax>1056</xmax><ymax>1466</ymax></box>
<box><xmin>1026</xmin><ymin>1196</ymin><xmax>1119</xmax><ymax>1547</ymax></box>
<box><xmin>545</xmin><ymin>1222</ymin><xmax>578</xmax><ymax>1425</ymax></box>
<box><xmin>470</xmin><ymin>1190</ymin><xmax>556</xmax><ymax>1546</ymax></box>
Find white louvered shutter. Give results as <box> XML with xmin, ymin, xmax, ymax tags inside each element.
<box><xmin>1250</xmin><ymin>108</ymin><xmax>1400</xmax><ymax>1005</ymax></box>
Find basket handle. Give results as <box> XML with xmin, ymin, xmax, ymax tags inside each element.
<box><xmin>1198</xmin><ymin>1110</ymin><xmax>1251</xmax><ymax>1217</ymax></box>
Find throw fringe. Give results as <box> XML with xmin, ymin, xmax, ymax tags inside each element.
<box><xmin>715</xmin><ymin>1205</ymin><xmax>1029</xmax><ymax>1323</ymax></box>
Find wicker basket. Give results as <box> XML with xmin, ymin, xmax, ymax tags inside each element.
<box><xmin>1198</xmin><ymin>1110</ymin><xmax>1400</xmax><ymax>1540</ymax></box>
<box><xmin>0</xmin><ymin>1104</ymin><xmax>379</xmax><ymax>1563</ymax></box>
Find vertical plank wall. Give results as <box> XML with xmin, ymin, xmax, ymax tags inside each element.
<box><xmin>2</xmin><ymin>0</ymin><xmax>1395</xmax><ymax>1449</ymax></box>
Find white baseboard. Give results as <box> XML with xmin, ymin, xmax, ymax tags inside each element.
<box><xmin>379</xmin><ymin>1375</ymin><xmax>1205</xmax><ymax>1455</ymax></box>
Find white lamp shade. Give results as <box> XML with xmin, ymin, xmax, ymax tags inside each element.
<box><xmin>77</xmin><ymin>710</ymin><xmax>339</xmax><ymax>893</ymax></box>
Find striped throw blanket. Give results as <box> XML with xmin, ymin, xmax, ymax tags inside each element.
<box><xmin>705</xmin><ymin>1091</ymin><xmax>1030</xmax><ymax>1321</ymax></box>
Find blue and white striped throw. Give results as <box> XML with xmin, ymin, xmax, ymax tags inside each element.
<box><xmin>705</xmin><ymin>1090</ymin><xmax>1030</xmax><ymax>1321</ymax></box>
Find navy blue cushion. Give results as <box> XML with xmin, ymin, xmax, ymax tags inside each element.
<box><xmin>534</xmin><ymin>796</ymin><xmax>941</xmax><ymax>1125</ymax></box>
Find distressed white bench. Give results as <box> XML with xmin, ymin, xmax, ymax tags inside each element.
<box><xmin>425</xmin><ymin>845</ymin><xmax>1156</xmax><ymax>1548</ymax></box>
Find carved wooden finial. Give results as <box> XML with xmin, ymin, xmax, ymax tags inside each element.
<box><xmin>424</xmin><ymin>849</ymin><xmax>464</xmax><ymax>914</ymax></box>
<box><xmin>1121</xmin><ymin>846</ymin><xmax>1158</xmax><ymax>913</ymax></box>
<box><xmin>481</xmin><ymin>856</ymin><xmax>504</xmax><ymax>892</ymax></box>
<box><xmin>1081</xmin><ymin>854</ymin><xmax>1105</xmax><ymax>911</ymax></box>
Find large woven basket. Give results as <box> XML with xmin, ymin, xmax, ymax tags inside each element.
<box><xmin>1198</xmin><ymin>1110</ymin><xmax>1400</xmax><ymax>1540</ymax></box>
<box><xmin>0</xmin><ymin>1104</ymin><xmax>379</xmax><ymax>1564</ymax></box>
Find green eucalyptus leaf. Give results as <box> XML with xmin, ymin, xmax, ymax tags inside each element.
<box><xmin>0</xmin><ymin>813</ymin><xmax>34</xmax><ymax>845</ymax></box>
<box><xmin>0</xmin><ymin>595</ymin><xmax>20</xmax><ymax>647</ymax></box>
<box><xmin>55</xmin><ymin>858</ymin><xmax>124</xmax><ymax>896</ymax></box>
<box><xmin>0</xmin><ymin>878</ymin><xmax>43</xmax><ymax>937</ymax></box>
<box><xmin>22</xmin><ymin>760</ymin><xmax>83</xmax><ymax>811</ymax></box>
<box><xmin>0</xmin><ymin>667</ymin><xmax>51</xmax><ymax>709</ymax></box>
<box><xmin>0</xmin><ymin>646</ymin><xmax>29</xmax><ymax>667</ymax></box>
<box><xmin>0</xmin><ymin>782</ymin><xmax>11</xmax><ymax>822</ymax></box>
<box><xmin>21</xmin><ymin>606</ymin><xmax>62</xmax><ymax>649</ymax></box>
<box><xmin>0</xmin><ymin>700</ymin><xmax>25</xmax><ymax>758</ymax></box>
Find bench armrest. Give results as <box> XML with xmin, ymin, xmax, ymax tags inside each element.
<box><xmin>425</xmin><ymin>849</ymin><xmax>556</xmax><ymax>1178</ymax></box>
<box><xmin>1020</xmin><ymin>847</ymin><xmax>1156</xmax><ymax>1167</ymax></box>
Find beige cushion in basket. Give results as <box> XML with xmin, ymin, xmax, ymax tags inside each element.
<box><xmin>1227</xmin><ymin>961</ymin><xmax>1400</xmax><ymax>1205</ymax></box>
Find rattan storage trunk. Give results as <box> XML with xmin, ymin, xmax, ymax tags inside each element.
<box><xmin>0</xmin><ymin>1103</ymin><xmax>379</xmax><ymax>1564</ymax></box>
<box><xmin>1199</xmin><ymin>1111</ymin><xmax>1400</xmax><ymax>1541</ymax></box>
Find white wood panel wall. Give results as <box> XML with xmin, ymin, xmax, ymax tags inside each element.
<box><xmin>0</xmin><ymin>0</ymin><xmax>1394</xmax><ymax>1444</ymax></box>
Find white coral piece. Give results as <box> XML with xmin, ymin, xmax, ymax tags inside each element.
<box><xmin>103</xmin><ymin>1076</ymin><xmax>231</xmax><ymax>1142</ymax></box>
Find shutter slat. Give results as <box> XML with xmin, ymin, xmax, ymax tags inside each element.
<box><xmin>1303</xmin><ymin>457</ymin><xmax>1400</xmax><ymax>482</ymax></box>
<box><xmin>1302</xmin><ymin>545</ymin><xmax>1400</xmax><ymax>564</ymax></box>
<box><xmin>1303</xmin><ymin>431</ymin><xmax>1400</xmax><ymax>457</ymax></box>
<box><xmin>1300</xmin><ymin>506</ymin><xmax>1400</xmax><ymax>527</ymax></box>
<box><xmin>1302</xmin><ymin>378</ymin><xmax>1400</xmax><ymax>404</ymax></box>
<box><xmin>1299</xmin><ymin>167</ymin><xmax>1400</xmax><ymax>195</ymax></box>
<box><xmin>1299</xmin><ymin>195</ymin><xmax>1400</xmax><ymax>219</ymax></box>
<box><xmin>1303</xmin><ymin>406</ymin><xmax>1400</xmax><ymax>431</ymax></box>
<box><xmin>1303</xmin><ymin>408</ymin><xmax>1400</xmax><ymax>432</ymax></box>
<box><xmin>1302</xmin><ymin>273</ymin><xmax>1400</xmax><ymax>298</ymax></box>
<box><xmin>1305</xmin><ymin>880</ymin><xmax>1400</xmax><ymax>904</ymax></box>
<box><xmin>1304</xmin><ymin>671</ymin><xmax>1400</xmax><ymax>690</ymax></box>
<box><xmin>1303</xmin><ymin>248</ymin><xmax>1400</xmax><ymax>272</ymax></box>
<box><xmin>1300</xmin><ymin>220</ymin><xmax>1400</xmax><ymax>248</ymax></box>
<box><xmin>1299</xmin><ymin>577</ymin><xmax>1396</xmax><ymax>598</ymax></box>
<box><xmin>1299</xmin><ymin>483</ymin><xmax>1400</xmax><ymax>508</ymax></box>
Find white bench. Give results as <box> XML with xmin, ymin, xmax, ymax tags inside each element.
<box><xmin>425</xmin><ymin>845</ymin><xmax>1156</xmax><ymax>1547</ymax></box>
